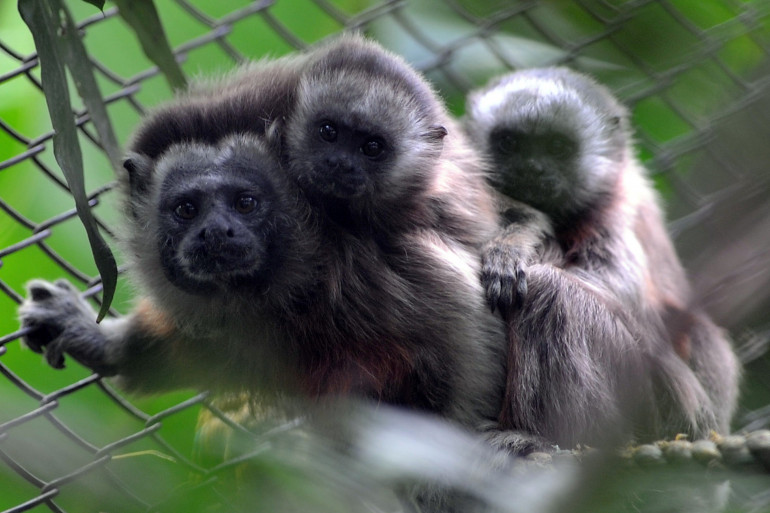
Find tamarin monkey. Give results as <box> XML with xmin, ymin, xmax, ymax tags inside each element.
<box><xmin>277</xmin><ymin>33</ymin><xmax>508</xmax><ymax>427</ymax></box>
<box><xmin>464</xmin><ymin>67</ymin><xmax>740</xmax><ymax>447</ymax></box>
<box><xmin>21</xmin><ymin>135</ymin><xmax>318</xmax><ymax>394</ymax></box>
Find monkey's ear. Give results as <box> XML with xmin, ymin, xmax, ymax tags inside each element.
<box><xmin>425</xmin><ymin>125</ymin><xmax>448</xmax><ymax>141</ymax></box>
<box><xmin>122</xmin><ymin>152</ymin><xmax>153</xmax><ymax>196</ymax></box>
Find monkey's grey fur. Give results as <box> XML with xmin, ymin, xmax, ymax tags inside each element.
<box><xmin>464</xmin><ymin>67</ymin><xmax>740</xmax><ymax>446</ymax></box>
<box><xmin>19</xmin><ymin>36</ymin><xmax>509</xmax><ymax>438</ymax></box>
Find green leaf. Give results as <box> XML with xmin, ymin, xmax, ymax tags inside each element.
<box><xmin>19</xmin><ymin>0</ymin><xmax>118</xmax><ymax>322</ymax></box>
<box><xmin>80</xmin><ymin>0</ymin><xmax>105</xmax><ymax>9</ymax></box>
<box><xmin>113</xmin><ymin>0</ymin><xmax>187</xmax><ymax>91</ymax></box>
<box><xmin>57</xmin><ymin>0</ymin><xmax>122</xmax><ymax>172</ymax></box>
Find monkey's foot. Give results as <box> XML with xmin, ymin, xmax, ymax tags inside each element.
<box><xmin>484</xmin><ymin>428</ymin><xmax>552</xmax><ymax>457</ymax></box>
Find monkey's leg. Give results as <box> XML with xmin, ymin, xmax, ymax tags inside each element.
<box><xmin>499</xmin><ymin>264</ymin><xmax>656</xmax><ymax>448</ymax></box>
<box><xmin>650</xmin><ymin>310</ymin><xmax>739</xmax><ymax>437</ymax></box>
<box><xmin>686</xmin><ymin>314</ymin><xmax>740</xmax><ymax>434</ymax></box>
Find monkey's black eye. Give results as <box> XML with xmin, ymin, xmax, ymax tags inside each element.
<box><xmin>547</xmin><ymin>134</ymin><xmax>575</xmax><ymax>159</ymax></box>
<box><xmin>361</xmin><ymin>138</ymin><xmax>385</xmax><ymax>158</ymax></box>
<box><xmin>492</xmin><ymin>129</ymin><xmax>517</xmax><ymax>155</ymax></box>
<box><xmin>235</xmin><ymin>195</ymin><xmax>258</xmax><ymax>214</ymax></box>
<box><xmin>319</xmin><ymin>122</ymin><xmax>337</xmax><ymax>142</ymax></box>
<box><xmin>174</xmin><ymin>201</ymin><xmax>198</xmax><ymax>220</ymax></box>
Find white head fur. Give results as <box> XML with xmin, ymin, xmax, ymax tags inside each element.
<box><xmin>465</xmin><ymin>67</ymin><xmax>632</xmax><ymax>222</ymax></box>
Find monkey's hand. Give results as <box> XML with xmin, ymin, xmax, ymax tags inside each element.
<box><xmin>481</xmin><ymin>242</ymin><xmax>530</xmax><ymax>314</ymax></box>
<box><xmin>481</xmin><ymin>204</ymin><xmax>559</xmax><ymax>313</ymax></box>
<box><xmin>18</xmin><ymin>279</ymin><xmax>116</xmax><ymax>376</ymax></box>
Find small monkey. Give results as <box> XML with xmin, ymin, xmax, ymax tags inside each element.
<box><xmin>279</xmin><ymin>34</ymin><xmax>508</xmax><ymax>428</ymax></box>
<box><xmin>21</xmin><ymin>135</ymin><xmax>319</xmax><ymax>394</ymax></box>
<box><xmin>464</xmin><ymin>67</ymin><xmax>740</xmax><ymax>446</ymax></box>
<box><xmin>283</xmin><ymin>34</ymin><xmax>500</xmax><ymax>250</ymax></box>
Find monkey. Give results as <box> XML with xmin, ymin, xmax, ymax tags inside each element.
<box><xmin>463</xmin><ymin>67</ymin><xmax>740</xmax><ymax>446</ymax></box>
<box><xmin>20</xmin><ymin>134</ymin><xmax>320</xmax><ymax>394</ymax></box>
<box><xmin>282</xmin><ymin>34</ymin><xmax>501</xmax><ymax>251</ymax></box>
<box><xmin>274</xmin><ymin>33</ymin><xmax>510</xmax><ymax>429</ymax></box>
<box><xmin>276</xmin><ymin>34</ymin><xmax>553</xmax><ymax>511</ymax></box>
<box><xmin>19</xmin><ymin>129</ymin><xmax>505</xmax><ymax>426</ymax></box>
<box><xmin>18</xmin><ymin>35</ymin><xmax>511</xmax><ymax>437</ymax></box>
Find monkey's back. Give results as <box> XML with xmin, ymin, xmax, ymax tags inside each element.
<box><xmin>128</xmin><ymin>54</ymin><xmax>307</xmax><ymax>160</ymax></box>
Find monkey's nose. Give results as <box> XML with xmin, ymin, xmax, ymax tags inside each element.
<box><xmin>199</xmin><ymin>226</ymin><xmax>234</xmax><ymax>239</ymax></box>
<box><xmin>325</xmin><ymin>156</ymin><xmax>355</xmax><ymax>174</ymax></box>
<box><xmin>198</xmin><ymin>222</ymin><xmax>235</xmax><ymax>252</ymax></box>
<box><xmin>525</xmin><ymin>159</ymin><xmax>544</xmax><ymax>173</ymax></box>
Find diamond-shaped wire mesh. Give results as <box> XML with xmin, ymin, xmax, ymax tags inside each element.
<box><xmin>1</xmin><ymin>1</ymin><xmax>770</xmax><ymax>511</ymax></box>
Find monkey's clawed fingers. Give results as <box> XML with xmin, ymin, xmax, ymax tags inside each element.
<box><xmin>18</xmin><ymin>279</ymin><xmax>101</xmax><ymax>370</ymax></box>
<box><xmin>481</xmin><ymin>248</ymin><xmax>528</xmax><ymax>314</ymax></box>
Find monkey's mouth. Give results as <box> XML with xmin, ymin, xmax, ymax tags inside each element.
<box><xmin>312</xmin><ymin>169</ymin><xmax>369</xmax><ymax>198</ymax></box>
<box><xmin>331</xmin><ymin>176</ymin><xmax>367</xmax><ymax>198</ymax></box>
<box><xmin>502</xmin><ymin>167</ymin><xmax>569</xmax><ymax>208</ymax></box>
<box><xmin>182</xmin><ymin>249</ymin><xmax>263</xmax><ymax>280</ymax></box>
<box><xmin>160</xmin><ymin>240</ymin><xmax>270</xmax><ymax>296</ymax></box>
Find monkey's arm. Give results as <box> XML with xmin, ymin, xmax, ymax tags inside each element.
<box><xmin>481</xmin><ymin>201</ymin><xmax>561</xmax><ymax>313</ymax></box>
<box><xmin>18</xmin><ymin>279</ymin><xmax>208</xmax><ymax>393</ymax></box>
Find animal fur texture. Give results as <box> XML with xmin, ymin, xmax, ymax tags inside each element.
<box><xmin>19</xmin><ymin>35</ymin><xmax>508</xmax><ymax>435</ymax></box>
<box><xmin>464</xmin><ymin>67</ymin><xmax>740</xmax><ymax>447</ymax></box>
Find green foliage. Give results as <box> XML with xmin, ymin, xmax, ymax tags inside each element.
<box><xmin>113</xmin><ymin>0</ymin><xmax>187</xmax><ymax>91</ymax></box>
<box><xmin>80</xmin><ymin>0</ymin><xmax>104</xmax><ymax>9</ymax></box>
<box><xmin>18</xmin><ymin>0</ymin><xmax>118</xmax><ymax>321</ymax></box>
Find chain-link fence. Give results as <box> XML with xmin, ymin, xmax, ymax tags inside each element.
<box><xmin>2</xmin><ymin>1</ymin><xmax>770</xmax><ymax>511</ymax></box>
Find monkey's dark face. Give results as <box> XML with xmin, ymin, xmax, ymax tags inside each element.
<box><xmin>467</xmin><ymin>68</ymin><xmax>631</xmax><ymax>223</ymax></box>
<box><xmin>295</xmin><ymin>115</ymin><xmax>393</xmax><ymax>199</ymax></box>
<box><xmin>286</xmin><ymin>53</ymin><xmax>447</xmax><ymax>208</ymax></box>
<box><xmin>287</xmin><ymin>98</ymin><xmax>443</xmax><ymax>206</ymax></box>
<box><xmin>489</xmin><ymin>126</ymin><xmax>581</xmax><ymax>217</ymax></box>
<box><xmin>151</xmin><ymin>141</ymin><xmax>290</xmax><ymax>295</ymax></box>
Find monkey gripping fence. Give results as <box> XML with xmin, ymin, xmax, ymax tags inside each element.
<box><xmin>1</xmin><ymin>1</ymin><xmax>770</xmax><ymax>512</ymax></box>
